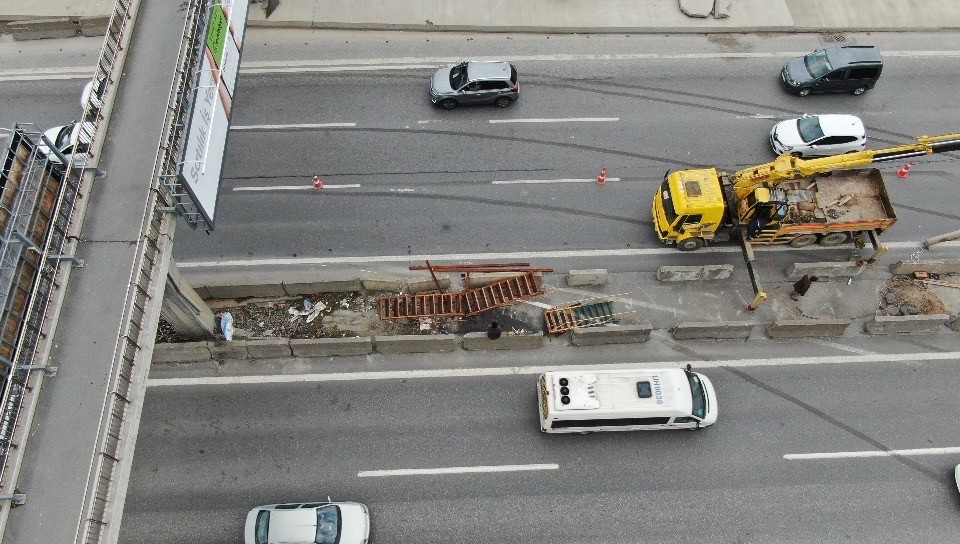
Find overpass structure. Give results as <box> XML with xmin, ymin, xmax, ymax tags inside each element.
<box><xmin>0</xmin><ymin>1</ymin><xmax>240</xmax><ymax>542</ymax></box>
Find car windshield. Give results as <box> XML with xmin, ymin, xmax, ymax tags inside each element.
<box><xmin>449</xmin><ymin>63</ymin><xmax>469</xmax><ymax>90</ymax></box>
<box><xmin>254</xmin><ymin>511</ymin><xmax>270</xmax><ymax>544</ymax></box>
<box><xmin>315</xmin><ymin>505</ymin><xmax>342</xmax><ymax>544</ymax></box>
<box><xmin>796</xmin><ymin>116</ymin><xmax>825</xmax><ymax>143</ymax></box>
<box><xmin>803</xmin><ymin>49</ymin><xmax>833</xmax><ymax>79</ymax></box>
<box><xmin>660</xmin><ymin>180</ymin><xmax>678</xmax><ymax>226</ymax></box>
<box><xmin>687</xmin><ymin>373</ymin><xmax>706</xmax><ymax>419</ymax></box>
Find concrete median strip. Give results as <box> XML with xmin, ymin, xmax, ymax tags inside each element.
<box><xmin>571</xmin><ymin>325</ymin><xmax>651</xmax><ymax>346</ymax></box>
<box><xmin>8</xmin><ymin>18</ymin><xmax>79</xmax><ymax>40</ymax></box>
<box><xmin>291</xmin><ymin>337</ymin><xmax>373</xmax><ymax>357</ymax></box>
<box><xmin>864</xmin><ymin>314</ymin><xmax>950</xmax><ymax>334</ymax></box>
<box><xmin>672</xmin><ymin>321</ymin><xmax>755</xmax><ymax>340</ymax></box>
<box><xmin>462</xmin><ymin>332</ymin><xmax>544</xmax><ymax>350</ymax></box>
<box><xmin>566</xmin><ymin>269</ymin><xmax>608</xmax><ymax>286</ymax></box>
<box><xmin>891</xmin><ymin>259</ymin><xmax>960</xmax><ymax>275</ymax></box>
<box><xmin>787</xmin><ymin>262</ymin><xmax>863</xmax><ymax>279</ymax></box>
<box><xmin>766</xmin><ymin>319</ymin><xmax>852</xmax><ymax>339</ymax></box>
<box><xmin>657</xmin><ymin>265</ymin><xmax>733</xmax><ymax>281</ymax></box>
<box><xmin>374</xmin><ymin>334</ymin><xmax>460</xmax><ymax>354</ymax></box>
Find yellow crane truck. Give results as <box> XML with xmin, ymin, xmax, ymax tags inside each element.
<box><xmin>652</xmin><ymin>132</ymin><xmax>960</xmax><ymax>308</ymax></box>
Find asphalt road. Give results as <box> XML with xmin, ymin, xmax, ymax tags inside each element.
<box><xmin>120</xmin><ymin>342</ymin><xmax>960</xmax><ymax>543</ymax></box>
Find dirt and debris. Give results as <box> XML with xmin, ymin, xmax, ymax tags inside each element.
<box><xmin>878</xmin><ymin>279</ymin><xmax>949</xmax><ymax>316</ymax></box>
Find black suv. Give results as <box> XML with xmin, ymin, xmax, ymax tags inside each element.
<box><xmin>781</xmin><ymin>46</ymin><xmax>882</xmax><ymax>97</ymax></box>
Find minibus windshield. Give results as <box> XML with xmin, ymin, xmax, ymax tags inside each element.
<box><xmin>687</xmin><ymin>373</ymin><xmax>706</xmax><ymax>419</ymax></box>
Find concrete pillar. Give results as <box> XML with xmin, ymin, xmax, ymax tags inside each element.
<box><xmin>160</xmin><ymin>260</ymin><xmax>216</xmax><ymax>339</ymax></box>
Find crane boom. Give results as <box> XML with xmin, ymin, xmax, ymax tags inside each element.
<box><xmin>732</xmin><ymin>132</ymin><xmax>960</xmax><ymax>201</ymax></box>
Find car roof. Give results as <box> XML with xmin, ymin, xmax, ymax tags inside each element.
<box><xmin>814</xmin><ymin>114</ymin><xmax>865</xmax><ymax>136</ymax></box>
<box><xmin>268</xmin><ymin>510</ymin><xmax>317</xmax><ymax>543</ymax></box>
<box><xmin>465</xmin><ymin>61</ymin><xmax>513</xmax><ymax>81</ymax></box>
<box><xmin>824</xmin><ymin>45</ymin><xmax>882</xmax><ymax>67</ymax></box>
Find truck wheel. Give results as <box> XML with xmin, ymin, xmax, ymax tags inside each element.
<box><xmin>819</xmin><ymin>232</ymin><xmax>849</xmax><ymax>246</ymax></box>
<box><xmin>678</xmin><ymin>238</ymin><xmax>704</xmax><ymax>251</ymax></box>
<box><xmin>788</xmin><ymin>234</ymin><xmax>818</xmax><ymax>248</ymax></box>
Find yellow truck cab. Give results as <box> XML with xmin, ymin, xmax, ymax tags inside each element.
<box><xmin>652</xmin><ymin>168</ymin><xmax>726</xmax><ymax>251</ymax></box>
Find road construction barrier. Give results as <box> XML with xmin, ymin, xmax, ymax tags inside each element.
<box><xmin>571</xmin><ymin>325</ymin><xmax>651</xmax><ymax>346</ymax></box>
<box><xmin>657</xmin><ymin>265</ymin><xmax>733</xmax><ymax>281</ymax></box>
<box><xmin>462</xmin><ymin>332</ymin><xmax>544</xmax><ymax>350</ymax></box>
<box><xmin>787</xmin><ymin>261</ymin><xmax>863</xmax><ymax>279</ymax></box>
<box><xmin>865</xmin><ymin>314</ymin><xmax>950</xmax><ymax>334</ymax></box>
<box><xmin>291</xmin><ymin>337</ymin><xmax>373</xmax><ymax>357</ymax></box>
<box><xmin>567</xmin><ymin>269</ymin><xmax>608</xmax><ymax>286</ymax></box>
<box><xmin>374</xmin><ymin>334</ymin><xmax>460</xmax><ymax>353</ymax></box>
<box><xmin>766</xmin><ymin>319</ymin><xmax>852</xmax><ymax>338</ymax></box>
<box><xmin>891</xmin><ymin>259</ymin><xmax>960</xmax><ymax>275</ymax></box>
<box><xmin>672</xmin><ymin>321</ymin><xmax>755</xmax><ymax>340</ymax></box>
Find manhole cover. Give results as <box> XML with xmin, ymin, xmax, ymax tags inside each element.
<box><xmin>820</xmin><ymin>33</ymin><xmax>851</xmax><ymax>44</ymax></box>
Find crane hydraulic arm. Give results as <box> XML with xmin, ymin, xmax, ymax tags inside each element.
<box><xmin>732</xmin><ymin>132</ymin><xmax>960</xmax><ymax>201</ymax></box>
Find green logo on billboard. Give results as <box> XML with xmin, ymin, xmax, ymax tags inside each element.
<box><xmin>206</xmin><ymin>5</ymin><xmax>228</xmax><ymax>67</ymax></box>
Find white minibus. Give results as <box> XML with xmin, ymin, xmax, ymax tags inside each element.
<box><xmin>537</xmin><ymin>365</ymin><xmax>717</xmax><ymax>433</ymax></box>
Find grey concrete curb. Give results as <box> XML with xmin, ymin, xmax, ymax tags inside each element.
<box><xmin>79</xmin><ymin>15</ymin><xmax>109</xmax><ymax>36</ymax></box>
<box><xmin>567</xmin><ymin>269</ymin><xmax>608</xmax><ymax>287</ymax></box>
<box><xmin>374</xmin><ymin>334</ymin><xmax>460</xmax><ymax>353</ymax></box>
<box><xmin>8</xmin><ymin>17</ymin><xmax>78</xmax><ymax>40</ymax></box>
<box><xmin>657</xmin><ymin>264</ymin><xmax>733</xmax><ymax>281</ymax></box>
<box><xmin>571</xmin><ymin>325</ymin><xmax>652</xmax><ymax>346</ymax></box>
<box><xmin>787</xmin><ymin>261</ymin><xmax>863</xmax><ymax>279</ymax></box>
<box><xmin>891</xmin><ymin>260</ymin><xmax>960</xmax><ymax>275</ymax></box>
<box><xmin>246</xmin><ymin>338</ymin><xmax>293</xmax><ymax>358</ymax></box>
<box><xmin>672</xmin><ymin>321</ymin><xmax>755</xmax><ymax>340</ymax></box>
<box><xmin>766</xmin><ymin>319</ymin><xmax>852</xmax><ymax>338</ymax></box>
<box><xmin>291</xmin><ymin>337</ymin><xmax>373</xmax><ymax>357</ymax></box>
<box><xmin>193</xmin><ymin>273</ymin><xmax>450</xmax><ymax>299</ymax></box>
<box><xmin>462</xmin><ymin>332</ymin><xmax>544</xmax><ymax>350</ymax></box>
<box><xmin>152</xmin><ymin>342</ymin><xmax>211</xmax><ymax>363</ymax></box>
<box><xmin>864</xmin><ymin>314</ymin><xmax>950</xmax><ymax>334</ymax></box>
<box><xmin>208</xmin><ymin>341</ymin><xmax>250</xmax><ymax>360</ymax></box>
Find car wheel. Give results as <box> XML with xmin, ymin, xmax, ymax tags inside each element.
<box><xmin>494</xmin><ymin>96</ymin><xmax>512</xmax><ymax>108</ymax></box>
<box><xmin>819</xmin><ymin>232</ymin><xmax>849</xmax><ymax>246</ymax></box>
<box><xmin>439</xmin><ymin>99</ymin><xmax>457</xmax><ymax>110</ymax></box>
<box><xmin>677</xmin><ymin>237</ymin><xmax>704</xmax><ymax>251</ymax></box>
<box><xmin>851</xmin><ymin>86</ymin><xmax>867</xmax><ymax>95</ymax></box>
<box><xmin>797</xmin><ymin>88</ymin><xmax>812</xmax><ymax>97</ymax></box>
<box><xmin>791</xmin><ymin>151</ymin><xmax>803</xmax><ymax>158</ymax></box>
<box><xmin>788</xmin><ymin>234</ymin><xmax>818</xmax><ymax>248</ymax></box>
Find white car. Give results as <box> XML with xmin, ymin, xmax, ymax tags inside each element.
<box><xmin>38</xmin><ymin>120</ymin><xmax>93</xmax><ymax>163</ymax></box>
<box><xmin>769</xmin><ymin>114</ymin><xmax>866</xmax><ymax>157</ymax></box>
<box><xmin>245</xmin><ymin>500</ymin><xmax>370</xmax><ymax>544</ymax></box>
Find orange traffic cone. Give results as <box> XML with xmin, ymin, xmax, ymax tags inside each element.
<box><xmin>896</xmin><ymin>161</ymin><xmax>915</xmax><ymax>179</ymax></box>
<box><xmin>597</xmin><ymin>166</ymin><xmax>607</xmax><ymax>185</ymax></box>
<box><xmin>313</xmin><ymin>172</ymin><xmax>324</xmax><ymax>190</ymax></box>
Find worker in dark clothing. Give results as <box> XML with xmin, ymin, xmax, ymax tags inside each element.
<box><xmin>747</xmin><ymin>215</ymin><xmax>768</xmax><ymax>240</ymax></box>
<box><xmin>487</xmin><ymin>321</ymin><xmax>502</xmax><ymax>340</ymax></box>
<box><xmin>790</xmin><ymin>274</ymin><xmax>818</xmax><ymax>301</ymax></box>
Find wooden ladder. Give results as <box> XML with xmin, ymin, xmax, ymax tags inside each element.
<box><xmin>378</xmin><ymin>292</ymin><xmax>464</xmax><ymax>320</ymax></box>
<box><xmin>378</xmin><ymin>271</ymin><xmax>544</xmax><ymax>320</ymax></box>
<box><xmin>544</xmin><ymin>299</ymin><xmax>617</xmax><ymax>335</ymax></box>
<box><xmin>462</xmin><ymin>271</ymin><xmax>543</xmax><ymax>316</ymax></box>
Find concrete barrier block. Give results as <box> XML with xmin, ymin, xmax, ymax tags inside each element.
<box><xmin>767</xmin><ymin>319</ymin><xmax>852</xmax><ymax>338</ymax></box>
<box><xmin>291</xmin><ymin>337</ymin><xmax>373</xmax><ymax>357</ymax></box>
<box><xmin>657</xmin><ymin>265</ymin><xmax>702</xmax><ymax>281</ymax></box>
<box><xmin>891</xmin><ymin>259</ymin><xmax>960</xmax><ymax>275</ymax></box>
<box><xmin>151</xmin><ymin>342</ymin><xmax>211</xmax><ymax>363</ymax></box>
<box><xmin>406</xmin><ymin>275</ymin><xmax>451</xmax><ymax>294</ymax></box>
<box><xmin>701</xmin><ymin>264</ymin><xmax>734</xmax><ymax>280</ymax></box>
<box><xmin>284</xmin><ymin>278</ymin><xmax>362</xmax><ymax>295</ymax></box>
<box><xmin>204</xmin><ymin>283</ymin><xmax>286</xmax><ymax>299</ymax></box>
<box><xmin>79</xmin><ymin>16</ymin><xmax>110</xmax><ymax>36</ymax></box>
<box><xmin>208</xmin><ymin>341</ymin><xmax>250</xmax><ymax>360</ymax></box>
<box><xmin>245</xmin><ymin>338</ymin><xmax>292</xmax><ymax>358</ymax></box>
<box><xmin>9</xmin><ymin>18</ymin><xmax>79</xmax><ymax>41</ymax></box>
<box><xmin>947</xmin><ymin>316</ymin><xmax>960</xmax><ymax>332</ymax></box>
<box><xmin>567</xmin><ymin>269</ymin><xmax>608</xmax><ymax>286</ymax></box>
<box><xmin>462</xmin><ymin>332</ymin><xmax>544</xmax><ymax>350</ymax></box>
<box><xmin>788</xmin><ymin>261</ymin><xmax>864</xmax><ymax>279</ymax></box>
<box><xmin>672</xmin><ymin>321</ymin><xmax>755</xmax><ymax>340</ymax></box>
<box><xmin>375</xmin><ymin>334</ymin><xmax>459</xmax><ymax>353</ymax></box>
<box><xmin>361</xmin><ymin>274</ymin><xmax>402</xmax><ymax>292</ymax></box>
<box><xmin>865</xmin><ymin>314</ymin><xmax>950</xmax><ymax>334</ymax></box>
<box><xmin>571</xmin><ymin>325</ymin><xmax>652</xmax><ymax>346</ymax></box>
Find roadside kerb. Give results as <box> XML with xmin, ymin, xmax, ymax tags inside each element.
<box><xmin>891</xmin><ymin>259</ymin><xmax>960</xmax><ymax>275</ymax></box>
<box><xmin>79</xmin><ymin>16</ymin><xmax>110</xmax><ymax>36</ymax></box>
<box><xmin>151</xmin><ymin>341</ymin><xmax>211</xmax><ymax>363</ymax></box>
<box><xmin>571</xmin><ymin>325</ymin><xmax>652</xmax><ymax>346</ymax></box>
<box><xmin>567</xmin><ymin>269</ymin><xmax>608</xmax><ymax>286</ymax></box>
<box><xmin>245</xmin><ymin>338</ymin><xmax>293</xmax><ymax>358</ymax></box>
<box><xmin>8</xmin><ymin>18</ymin><xmax>78</xmax><ymax>40</ymax></box>
<box><xmin>657</xmin><ymin>264</ymin><xmax>733</xmax><ymax>281</ymax></box>
<box><xmin>673</xmin><ymin>321</ymin><xmax>755</xmax><ymax>340</ymax></box>
<box><xmin>406</xmin><ymin>275</ymin><xmax>452</xmax><ymax>293</ymax></box>
<box><xmin>361</xmin><ymin>274</ymin><xmax>402</xmax><ymax>292</ymax></box>
<box><xmin>462</xmin><ymin>332</ymin><xmax>544</xmax><ymax>350</ymax></box>
<box><xmin>865</xmin><ymin>314</ymin><xmax>950</xmax><ymax>334</ymax></box>
<box><xmin>766</xmin><ymin>319</ymin><xmax>852</xmax><ymax>338</ymax></box>
<box><xmin>291</xmin><ymin>337</ymin><xmax>373</xmax><ymax>357</ymax></box>
<box><xmin>208</xmin><ymin>341</ymin><xmax>249</xmax><ymax>360</ymax></box>
<box><xmin>284</xmin><ymin>278</ymin><xmax>362</xmax><ymax>295</ymax></box>
<box><xmin>787</xmin><ymin>261</ymin><xmax>863</xmax><ymax>279</ymax></box>
<box><xmin>374</xmin><ymin>334</ymin><xmax>460</xmax><ymax>353</ymax></box>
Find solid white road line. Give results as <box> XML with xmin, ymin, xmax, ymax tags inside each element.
<box><xmin>357</xmin><ymin>463</ymin><xmax>559</xmax><ymax>478</ymax></box>
<box><xmin>146</xmin><ymin>350</ymin><xmax>960</xmax><ymax>387</ymax></box>
<box><xmin>489</xmin><ymin>117</ymin><xmax>619</xmax><ymax>124</ymax></box>
<box><xmin>784</xmin><ymin>446</ymin><xmax>960</xmax><ymax>460</ymax></box>
<box><xmin>490</xmin><ymin>178</ymin><xmax>621</xmax><ymax>184</ymax></box>
<box><xmin>806</xmin><ymin>339</ymin><xmax>877</xmax><ymax>356</ymax></box>
<box><xmin>175</xmin><ymin>241</ymin><xmax>959</xmax><ymax>269</ymax></box>
<box><xmin>232</xmin><ymin>122</ymin><xmax>356</xmax><ymax>131</ymax></box>
<box><xmin>233</xmin><ymin>184</ymin><xmax>361</xmax><ymax>191</ymax></box>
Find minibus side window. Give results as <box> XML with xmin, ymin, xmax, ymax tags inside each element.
<box><xmin>553</xmin><ymin>416</ymin><xmax>670</xmax><ymax>429</ymax></box>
